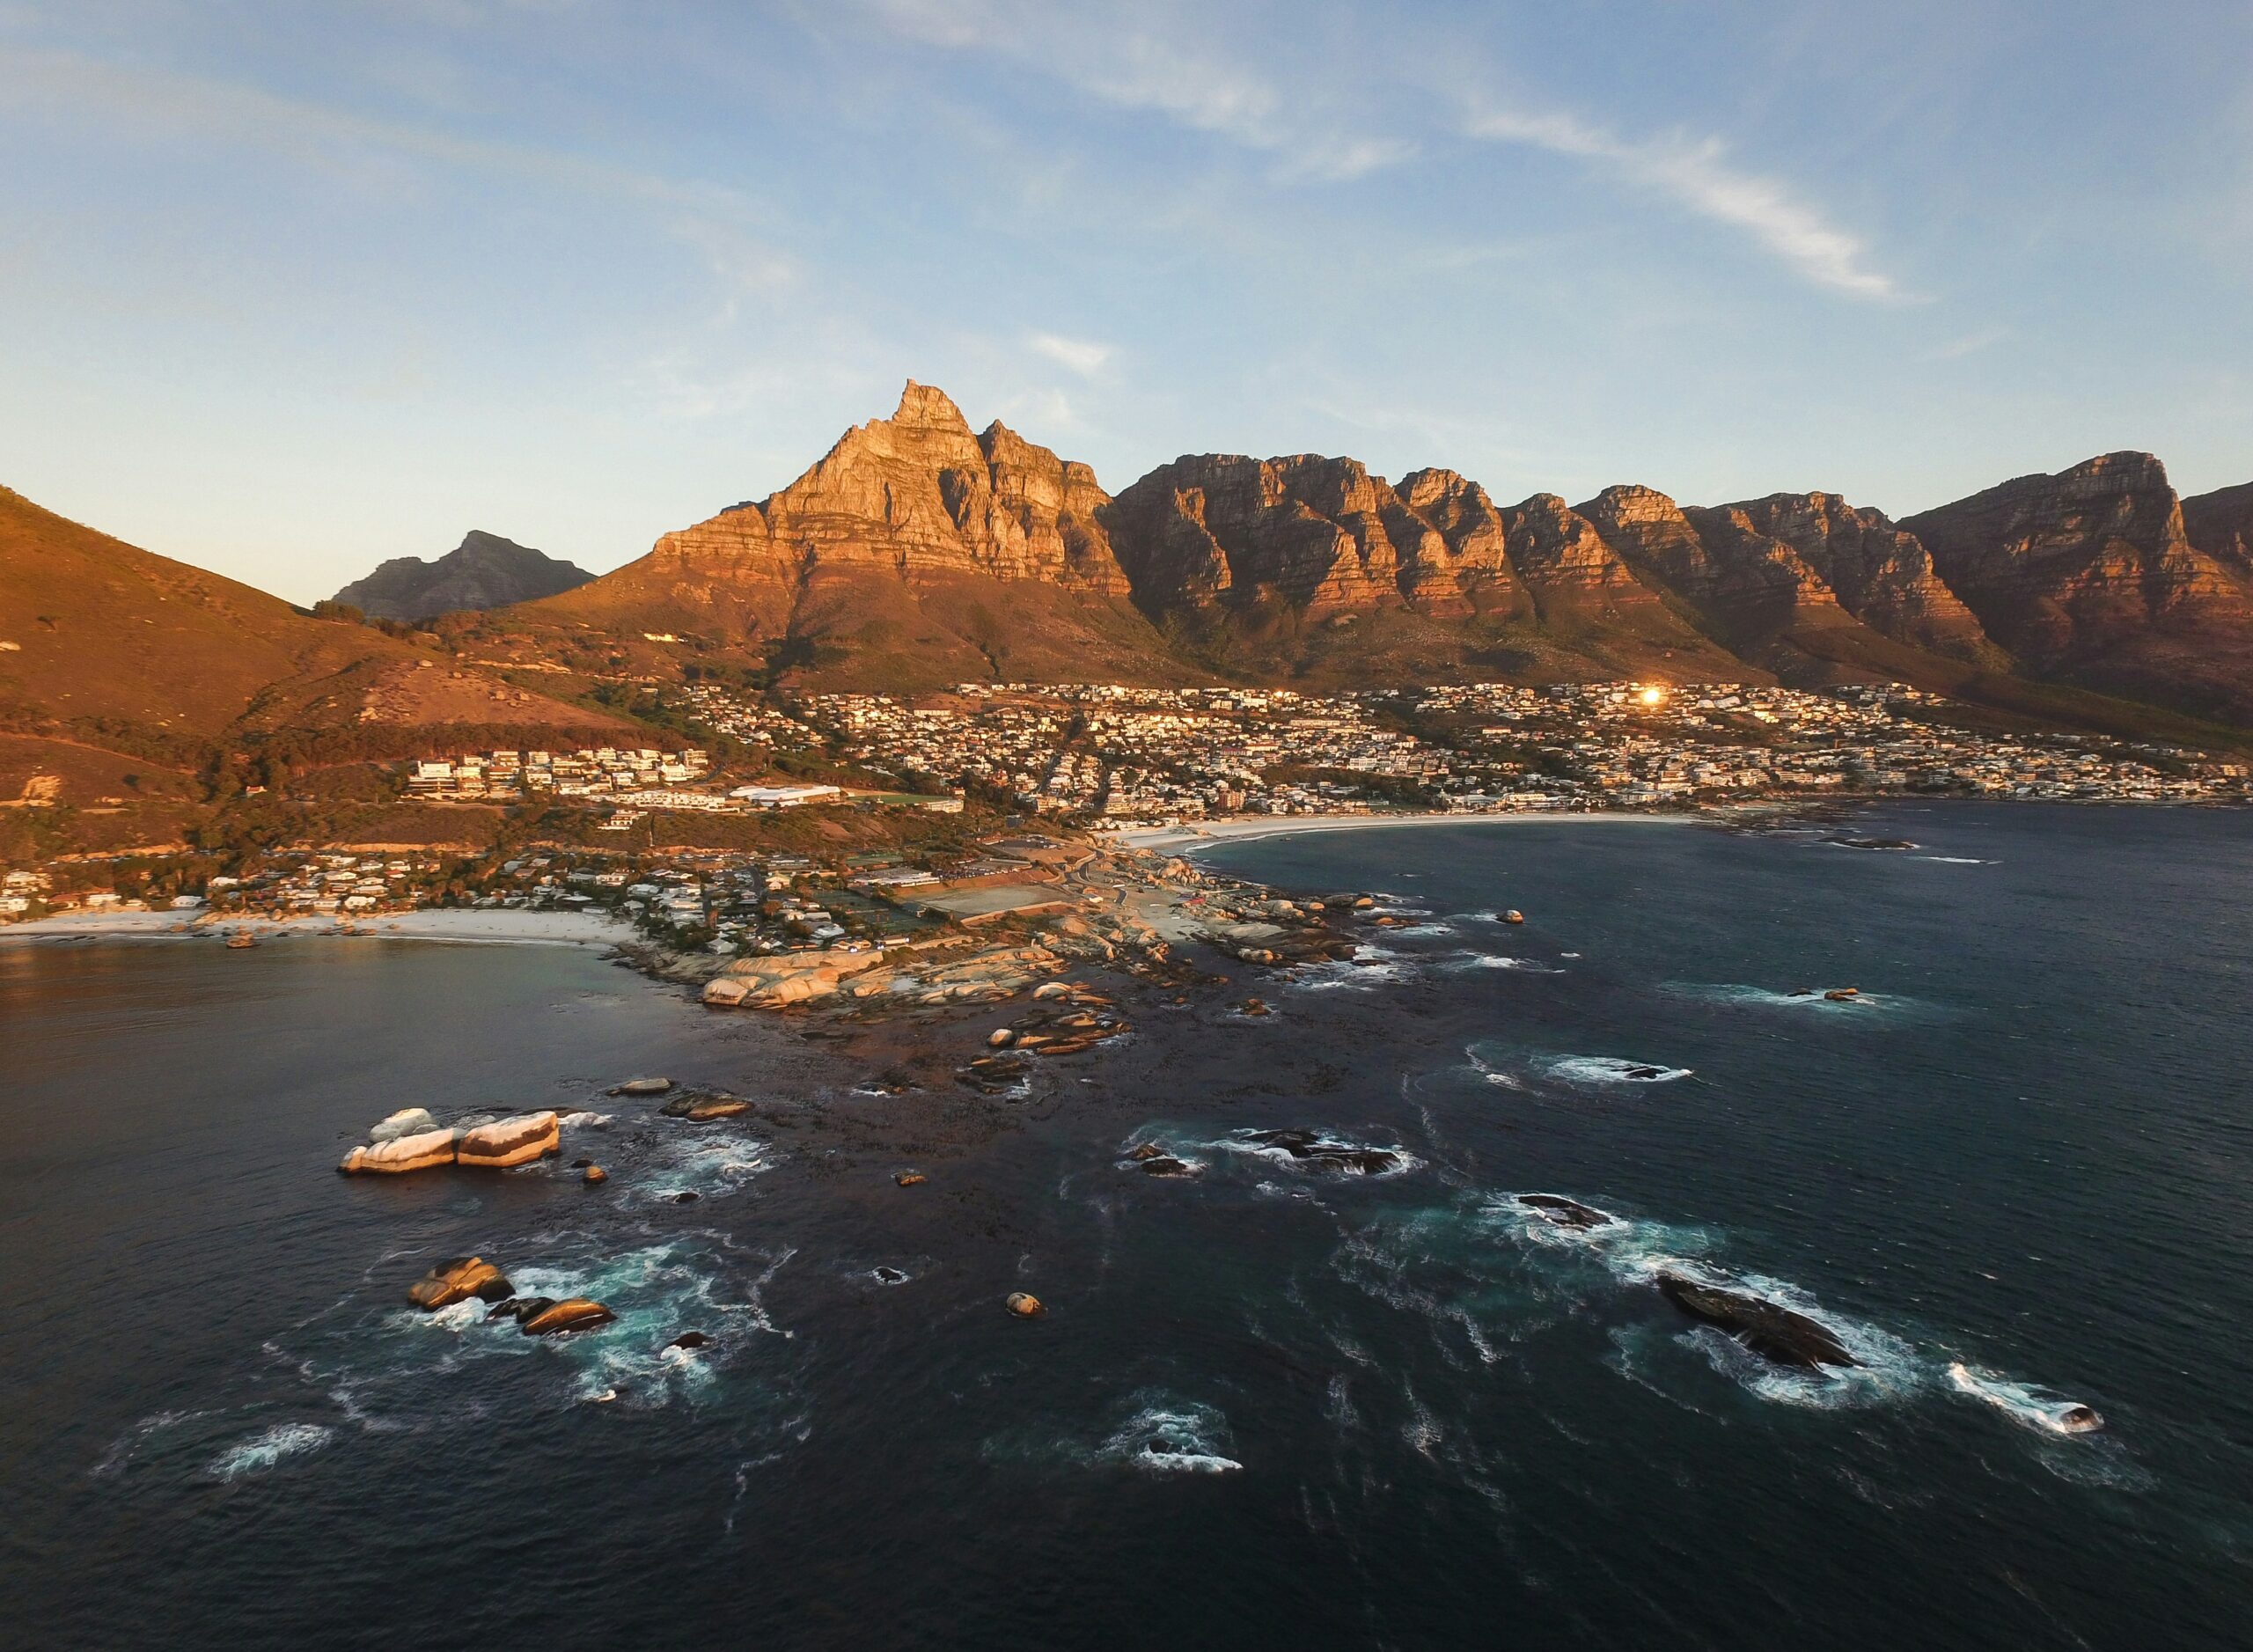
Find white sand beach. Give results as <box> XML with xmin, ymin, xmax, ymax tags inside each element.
<box><xmin>0</xmin><ymin>907</ymin><xmax>630</xmax><ymax>948</ymax></box>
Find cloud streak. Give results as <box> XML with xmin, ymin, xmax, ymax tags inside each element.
<box><xmin>0</xmin><ymin>43</ymin><xmax>796</xmax><ymax>279</ymax></box>
<box><xmin>1465</xmin><ymin>106</ymin><xmax>1904</xmax><ymax>301</ymax></box>
<box><xmin>1027</xmin><ymin>332</ymin><xmax>1111</xmax><ymax>374</ymax></box>
<box><xmin>850</xmin><ymin>0</ymin><xmax>1413</xmax><ymax>182</ymax></box>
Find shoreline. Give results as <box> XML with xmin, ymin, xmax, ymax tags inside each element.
<box><xmin>0</xmin><ymin>907</ymin><xmax>631</xmax><ymax>949</ymax></box>
<box><xmin>1110</xmin><ymin>810</ymin><xmax>1704</xmax><ymax>853</ymax></box>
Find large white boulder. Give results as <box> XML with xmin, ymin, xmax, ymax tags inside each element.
<box><xmin>455</xmin><ymin>1112</ymin><xmax>561</xmax><ymax>1169</ymax></box>
<box><xmin>340</xmin><ymin>1127</ymin><xmax>459</xmax><ymax>1175</ymax></box>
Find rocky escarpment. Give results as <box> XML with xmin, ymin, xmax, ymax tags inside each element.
<box><xmin>1101</xmin><ymin>453</ymin><xmax>1467</xmax><ymax>618</ymax></box>
<box><xmin>331</xmin><ymin>531</ymin><xmax>593</xmax><ymax>622</ymax></box>
<box><xmin>2183</xmin><ymin>481</ymin><xmax>2253</xmax><ymax>581</ymax></box>
<box><xmin>597</xmin><ymin>383</ymin><xmax>1133</xmax><ymax>606</ymax></box>
<box><xmin>1721</xmin><ymin>492</ymin><xmax>2000</xmax><ymax>664</ymax></box>
<box><xmin>1904</xmin><ymin>453</ymin><xmax>2253</xmax><ymax>719</ymax></box>
<box><xmin>525</xmin><ymin>383</ymin><xmax>1173</xmax><ymax>687</ymax></box>
<box><xmin>1577</xmin><ymin>485</ymin><xmax>1840</xmax><ymax>647</ymax></box>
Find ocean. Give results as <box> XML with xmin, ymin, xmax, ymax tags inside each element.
<box><xmin>3</xmin><ymin>803</ymin><xmax>2249</xmax><ymax>1649</ymax></box>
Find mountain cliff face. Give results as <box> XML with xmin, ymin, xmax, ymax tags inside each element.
<box><xmin>1721</xmin><ymin>492</ymin><xmax>1999</xmax><ymax>664</ymax></box>
<box><xmin>529</xmin><ymin>384</ymin><xmax>1170</xmax><ymax>688</ymax></box>
<box><xmin>1101</xmin><ymin>454</ymin><xmax>1452</xmax><ymax>617</ymax></box>
<box><xmin>2183</xmin><ymin>481</ymin><xmax>2253</xmax><ymax>580</ymax></box>
<box><xmin>1903</xmin><ymin>453</ymin><xmax>2253</xmax><ymax>719</ymax></box>
<box><xmin>332</xmin><ymin>531</ymin><xmax>593</xmax><ymax>622</ymax></box>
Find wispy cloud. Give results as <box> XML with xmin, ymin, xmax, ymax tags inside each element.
<box><xmin>1026</xmin><ymin>332</ymin><xmax>1111</xmax><ymax>375</ymax></box>
<box><xmin>1465</xmin><ymin>105</ymin><xmax>1904</xmax><ymax>302</ymax></box>
<box><xmin>1923</xmin><ymin>326</ymin><xmax>2012</xmax><ymax>362</ymax></box>
<box><xmin>0</xmin><ymin>42</ymin><xmax>796</xmax><ymax>275</ymax></box>
<box><xmin>849</xmin><ymin>0</ymin><xmax>1414</xmax><ymax>182</ymax></box>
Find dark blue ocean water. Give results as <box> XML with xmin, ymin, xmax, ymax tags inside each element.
<box><xmin>3</xmin><ymin>804</ymin><xmax>2249</xmax><ymax>1649</ymax></box>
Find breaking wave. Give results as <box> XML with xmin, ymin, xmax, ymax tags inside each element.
<box><xmin>1545</xmin><ymin>1056</ymin><xmax>1692</xmax><ymax>1085</ymax></box>
<box><xmin>1099</xmin><ymin>1399</ymin><xmax>1244</xmax><ymax>1474</ymax></box>
<box><xmin>1946</xmin><ymin>1362</ymin><xmax>2103</xmax><ymax>1437</ymax></box>
<box><xmin>207</xmin><ymin>1421</ymin><xmax>334</xmax><ymax>1480</ymax></box>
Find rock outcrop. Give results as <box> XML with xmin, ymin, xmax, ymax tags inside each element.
<box><xmin>331</xmin><ymin>531</ymin><xmax>593</xmax><ymax>622</ymax></box>
<box><xmin>369</xmin><ymin>1107</ymin><xmax>438</xmax><ymax>1144</ymax></box>
<box><xmin>407</xmin><ymin>1257</ymin><xmax>513</xmax><ymax>1310</ymax></box>
<box><xmin>339</xmin><ymin>1127</ymin><xmax>459</xmax><ymax>1175</ymax></box>
<box><xmin>455</xmin><ymin>1112</ymin><xmax>561</xmax><ymax>1169</ymax></box>
<box><xmin>519</xmin><ymin>1297</ymin><xmax>615</xmax><ymax>1336</ymax></box>
<box><xmin>1655</xmin><ymin>1272</ymin><xmax>1857</xmax><ymax>1369</ymax></box>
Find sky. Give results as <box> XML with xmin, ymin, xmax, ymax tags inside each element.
<box><xmin>2</xmin><ymin>0</ymin><xmax>2249</xmax><ymax>603</ymax></box>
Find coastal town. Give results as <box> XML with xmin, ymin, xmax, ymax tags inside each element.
<box><xmin>4</xmin><ymin>679</ymin><xmax>2247</xmax><ymax>937</ymax></box>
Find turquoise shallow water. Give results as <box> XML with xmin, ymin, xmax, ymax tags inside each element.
<box><xmin>3</xmin><ymin>803</ymin><xmax>2250</xmax><ymax>1648</ymax></box>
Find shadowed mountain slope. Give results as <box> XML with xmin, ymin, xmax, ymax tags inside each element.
<box><xmin>333</xmin><ymin>531</ymin><xmax>593</xmax><ymax>621</ymax></box>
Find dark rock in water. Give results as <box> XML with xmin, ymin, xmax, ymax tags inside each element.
<box><xmin>1519</xmin><ymin>1193</ymin><xmax>1615</xmax><ymax>1230</ymax></box>
<box><xmin>569</xmin><ymin>1157</ymin><xmax>596</xmax><ymax>1170</ymax></box>
<box><xmin>1823</xmin><ymin>988</ymin><xmax>1860</xmax><ymax>1002</ymax></box>
<box><xmin>661</xmin><ymin>1090</ymin><xmax>748</xmax><ymax>1120</ymax></box>
<box><xmin>873</xmin><ymin>1267</ymin><xmax>909</xmax><ymax>1284</ymax></box>
<box><xmin>1126</xmin><ymin>1142</ymin><xmax>1169</xmax><ymax>1162</ymax></box>
<box><xmin>1238</xmin><ymin>998</ymin><xmax>1271</xmax><ymax>1016</ymax></box>
<box><xmin>1828</xmin><ymin>836</ymin><xmax>1917</xmax><ymax>851</ymax></box>
<box><xmin>1623</xmin><ymin>1065</ymin><xmax>1665</xmax><ymax>1080</ymax></box>
<box><xmin>1004</xmin><ymin>1291</ymin><xmax>1045</xmax><ymax>1318</ymax></box>
<box><xmin>520</xmin><ymin>1297</ymin><xmax>616</xmax><ymax>1337</ymax></box>
<box><xmin>671</xmin><ymin>1190</ymin><xmax>701</xmax><ymax>1204</ymax></box>
<box><xmin>668</xmin><ymin>1331</ymin><xmax>711</xmax><ymax>1350</ymax></box>
<box><xmin>684</xmin><ymin>1097</ymin><xmax>751</xmax><ymax>1121</ymax></box>
<box><xmin>1137</xmin><ymin>1156</ymin><xmax>1195</xmax><ymax>1178</ymax></box>
<box><xmin>489</xmin><ymin>1295</ymin><xmax>554</xmax><ymax>1324</ymax></box>
<box><xmin>2058</xmin><ymin>1404</ymin><xmax>2103</xmax><ymax>1433</ymax></box>
<box><xmin>608</xmin><ymin>1077</ymin><xmax>672</xmax><ymax>1097</ymax></box>
<box><xmin>1241</xmin><ymin>1128</ymin><xmax>1399</xmax><ymax>1175</ymax></box>
<box><xmin>1655</xmin><ymin>1272</ymin><xmax>1857</xmax><ymax>1369</ymax></box>
<box><xmin>407</xmin><ymin>1256</ymin><xmax>511</xmax><ymax>1311</ymax></box>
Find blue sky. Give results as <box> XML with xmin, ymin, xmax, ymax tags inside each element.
<box><xmin>2</xmin><ymin>0</ymin><xmax>2248</xmax><ymax>601</ymax></box>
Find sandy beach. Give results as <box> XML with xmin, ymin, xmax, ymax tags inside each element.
<box><xmin>1110</xmin><ymin>810</ymin><xmax>1696</xmax><ymax>853</ymax></box>
<box><xmin>0</xmin><ymin>907</ymin><xmax>631</xmax><ymax>948</ymax></box>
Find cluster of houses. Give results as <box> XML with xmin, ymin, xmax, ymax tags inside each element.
<box><xmin>1402</xmin><ymin>682</ymin><xmax>2250</xmax><ymax>805</ymax></box>
<box><xmin>405</xmin><ymin>745</ymin><xmax>714</xmax><ymax>803</ymax></box>
<box><xmin>696</xmin><ymin>679</ymin><xmax>2253</xmax><ymax>821</ymax></box>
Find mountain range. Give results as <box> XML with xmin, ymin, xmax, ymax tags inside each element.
<box><xmin>6</xmin><ymin>381</ymin><xmax>2253</xmax><ymax>785</ymax></box>
<box><xmin>510</xmin><ymin>382</ymin><xmax>2253</xmax><ymax>729</ymax></box>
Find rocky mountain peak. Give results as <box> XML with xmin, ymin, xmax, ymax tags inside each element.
<box><xmin>1583</xmin><ymin>484</ymin><xmax>1685</xmax><ymax>528</ymax></box>
<box><xmin>330</xmin><ymin>531</ymin><xmax>592</xmax><ymax>622</ymax></box>
<box><xmin>892</xmin><ymin>379</ymin><xmax>974</xmax><ymax>436</ymax></box>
